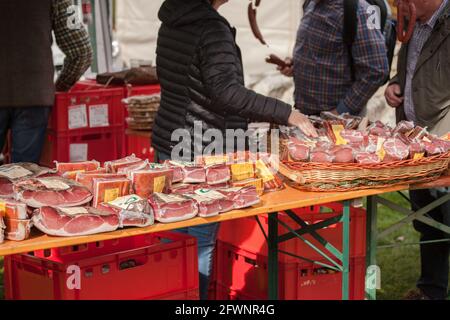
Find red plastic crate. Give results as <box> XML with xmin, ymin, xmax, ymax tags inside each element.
<box><xmin>4</xmin><ymin>232</ymin><xmax>199</xmax><ymax>300</ymax></box>
<box><xmin>125</xmin><ymin>84</ymin><xmax>161</xmax><ymax>98</ymax></box>
<box><xmin>218</xmin><ymin>203</ymin><xmax>366</xmax><ymax>263</ymax></box>
<box><xmin>51</xmin><ymin>81</ymin><xmax>125</xmax><ymax>134</ymax></box>
<box><xmin>213</xmin><ymin>241</ymin><xmax>365</xmax><ymax>300</ymax></box>
<box><xmin>40</xmin><ymin>127</ymin><xmax>126</xmax><ymax>167</ymax></box>
<box><xmin>126</xmin><ymin>131</ymin><xmax>155</xmax><ymax>162</ymax></box>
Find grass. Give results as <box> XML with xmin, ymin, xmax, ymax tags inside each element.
<box><xmin>0</xmin><ymin>192</ymin><xmax>446</xmax><ymax>300</ymax></box>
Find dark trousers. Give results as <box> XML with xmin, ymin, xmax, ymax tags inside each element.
<box><xmin>410</xmin><ymin>189</ymin><xmax>450</xmax><ymax>300</ymax></box>
<box><xmin>156</xmin><ymin>151</ymin><xmax>220</xmax><ymax>300</ymax></box>
<box><xmin>0</xmin><ymin>107</ymin><xmax>50</xmax><ymax>163</ymax></box>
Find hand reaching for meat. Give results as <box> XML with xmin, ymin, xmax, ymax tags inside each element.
<box><xmin>385</xmin><ymin>84</ymin><xmax>404</xmax><ymax>108</ymax></box>
<box><xmin>288</xmin><ymin>110</ymin><xmax>318</xmax><ymax>138</ymax></box>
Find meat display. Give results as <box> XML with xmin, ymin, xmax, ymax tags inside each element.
<box><xmin>130</xmin><ymin>169</ymin><xmax>173</xmax><ymax>198</ymax></box>
<box><xmin>148</xmin><ymin>193</ymin><xmax>198</xmax><ymax>223</ymax></box>
<box><xmin>383</xmin><ymin>137</ymin><xmax>410</xmax><ymax>162</ymax></box>
<box><xmin>14</xmin><ymin>177</ymin><xmax>93</xmax><ymax>208</ymax></box>
<box><xmin>4</xmin><ymin>218</ymin><xmax>32</xmax><ymax>241</ymax></box>
<box><xmin>105</xmin><ymin>155</ymin><xmax>143</xmax><ymax>173</ymax></box>
<box><xmin>32</xmin><ymin>206</ymin><xmax>120</xmax><ymax>237</ymax></box>
<box><xmin>218</xmin><ymin>186</ymin><xmax>261</xmax><ymax>210</ymax></box>
<box><xmin>55</xmin><ymin>161</ymin><xmax>101</xmax><ymax>179</ymax></box>
<box><xmin>98</xmin><ymin>195</ymin><xmax>154</xmax><ymax>228</ymax></box>
<box><xmin>255</xmin><ymin>159</ymin><xmax>285</xmax><ymax>192</ymax></box>
<box><xmin>76</xmin><ymin>172</ymin><xmax>127</xmax><ymax>192</ymax></box>
<box><xmin>92</xmin><ymin>178</ymin><xmax>131</xmax><ymax>208</ymax></box>
<box><xmin>0</xmin><ymin>163</ymin><xmax>53</xmax><ymax>198</ymax></box>
<box><xmin>0</xmin><ymin>199</ymin><xmax>29</xmax><ymax>219</ymax></box>
<box><xmin>206</xmin><ymin>164</ymin><xmax>231</xmax><ymax>185</ymax></box>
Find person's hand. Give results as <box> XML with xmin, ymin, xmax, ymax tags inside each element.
<box><xmin>288</xmin><ymin>110</ymin><xmax>318</xmax><ymax>138</ymax></box>
<box><xmin>277</xmin><ymin>58</ymin><xmax>294</xmax><ymax>77</ymax></box>
<box><xmin>385</xmin><ymin>84</ymin><xmax>404</xmax><ymax>108</ymax></box>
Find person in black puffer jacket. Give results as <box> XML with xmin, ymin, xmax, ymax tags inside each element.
<box><xmin>153</xmin><ymin>0</ymin><xmax>317</xmax><ymax>300</ymax></box>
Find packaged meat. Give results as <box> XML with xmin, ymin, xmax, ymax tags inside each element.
<box><xmin>310</xmin><ymin>151</ymin><xmax>334</xmax><ymax>163</ymax></box>
<box><xmin>355</xmin><ymin>152</ymin><xmax>380</xmax><ymax>164</ymax></box>
<box><xmin>382</xmin><ymin>137</ymin><xmax>409</xmax><ymax>162</ymax></box>
<box><xmin>92</xmin><ymin>178</ymin><xmax>131</xmax><ymax>208</ymax></box>
<box><xmin>118</xmin><ymin>160</ymin><xmax>150</xmax><ymax>175</ymax></box>
<box><xmin>331</xmin><ymin>146</ymin><xmax>355</xmax><ymax>163</ymax></box>
<box><xmin>424</xmin><ymin>139</ymin><xmax>450</xmax><ymax>156</ymax></box>
<box><xmin>99</xmin><ymin>195</ymin><xmax>154</xmax><ymax>228</ymax></box>
<box><xmin>130</xmin><ymin>169</ymin><xmax>173</xmax><ymax>198</ymax></box>
<box><xmin>168</xmin><ymin>161</ymin><xmax>206</xmax><ymax>183</ymax></box>
<box><xmin>287</xmin><ymin>137</ymin><xmax>310</xmax><ymax>161</ymax></box>
<box><xmin>393</xmin><ymin>121</ymin><xmax>415</xmax><ymax>135</ymax></box>
<box><xmin>4</xmin><ymin>218</ymin><xmax>32</xmax><ymax>241</ymax></box>
<box><xmin>194</xmin><ymin>188</ymin><xmax>232</xmax><ymax>213</ymax></box>
<box><xmin>206</xmin><ymin>164</ymin><xmax>230</xmax><ymax>185</ymax></box>
<box><xmin>14</xmin><ymin>177</ymin><xmax>93</xmax><ymax>208</ymax></box>
<box><xmin>76</xmin><ymin>172</ymin><xmax>127</xmax><ymax>192</ymax></box>
<box><xmin>148</xmin><ymin>193</ymin><xmax>198</xmax><ymax>223</ymax></box>
<box><xmin>408</xmin><ymin>126</ymin><xmax>429</xmax><ymax>141</ymax></box>
<box><xmin>185</xmin><ymin>190</ymin><xmax>224</xmax><ymax>218</ymax></box>
<box><xmin>0</xmin><ymin>198</ymin><xmax>29</xmax><ymax>219</ymax></box>
<box><xmin>230</xmin><ymin>162</ymin><xmax>255</xmax><ymax>182</ymax></box>
<box><xmin>195</xmin><ymin>154</ymin><xmax>233</xmax><ymax>166</ymax></box>
<box><xmin>364</xmin><ymin>135</ymin><xmax>380</xmax><ymax>153</ymax></box>
<box><xmin>232</xmin><ymin>178</ymin><xmax>264</xmax><ymax>196</ymax></box>
<box><xmin>340</xmin><ymin>130</ymin><xmax>366</xmax><ymax>147</ymax></box>
<box><xmin>105</xmin><ymin>155</ymin><xmax>143</xmax><ymax>173</ymax></box>
<box><xmin>0</xmin><ymin>216</ymin><xmax>5</xmax><ymax>244</ymax></box>
<box><xmin>255</xmin><ymin>159</ymin><xmax>285</xmax><ymax>192</ymax></box>
<box><xmin>32</xmin><ymin>206</ymin><xmax>120</xmax><ymax>237</ymax></box>
<box><xmin>409</xmin><ymin>141</ymin><xmax>425</xmax><ymax>159</ymax></box>
<box><xmin>368</xmin><ymin>122</ymin><xmax>392</xmax><ymax>137</ymax></box>
<box><xmin>161</xmin><ymin>161</ymin><xmax>184</xmax><ymax>183</ymax></box>
<box><xmin>0</xmin><ymin>163</ymin><xmax>54</xmax><ymax>198</ymax></box>
<box><xmin>170</xmin><ymin>183</ymin><xmax>198</xmax><ymax>195</ymax></box>
<box><xmin>55</xmin><ymin>161</ymin><xmax>101</xmax><ymax>179</ymax></box>
<box><xmin>218</xmin><ymin>186</ymin><xmax>261</xmax><ymax>210</ymax></box>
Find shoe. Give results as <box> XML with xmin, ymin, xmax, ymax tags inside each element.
<box><xmin>403</xmin><ymin>288</ymin><xmax>432</xmax><ymax>300</ymax></box>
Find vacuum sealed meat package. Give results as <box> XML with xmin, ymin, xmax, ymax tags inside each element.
<box><xmin>0</xmin><ymin>198</ymin><xmax>29</xmax><ymax>219</ymax></box>
<box><xmin>4</xmin><ymin>218</ymin><xmax>32</xmax><ymax>241</ymax></box>
<box><xmin>148</xmin><ymin>193</ymin><xmax>198</xmax><ymax>223</ymax></box>
<box><xmin>355</xmin><ymin>152</ymin><xmax>381</xmax><ymax>164</ymax></box>
<box><xmin>105</xmin><ymin>155</ymin><xmax>143</xmax><ymax>173</ymax></box>
<box><xmin>161</xmin><ymin>161</ymin><xmax>184</xmax><ymax>183</ymax></box>
<box><xmin>117</xmin><ymin>160</ymin><xmax>150</xmax><ymax>175</ymax></box>
<box><xmin>0</xmin><ymin>216</ymin><xmax>4</xmax><ymax>244</ymax></box>
<box><xmin>184</xmin><ymin>190</ymin><xmax>224</xmax><ymax>218</ymax></box>
<box><xmin>206</xmin><ymin>164</ymin><xmax>231</xmax><ymax>185</ymax></box>
<box><xmin>382</xmin><ymin>137</ymin><xmax>410</xmax><ymax>162</ymax></box>
<box><xmin>287</xmin><ymin>137</ymin><xmax>310</xmax><ymax>161</ymax></box>
<box><xmin>32</xmin><ymin>206</ymin><xmax>120</xmax><ymax>237</ymax></box>
<box><xmin>99</xmin><ymin>195</ymin><xmax>154</xmax><ymax>228</ymax></box>
<box><xmin>130</xmin><ymin>169</ymin><xmax>173</xmax><ymax>198</ymax></box>
<box><xmin>217</xmin><ymin>186</ymin><xmax>261</xmax><ymax>210</ymax></box>
<box><xmin>310</xmin><ymin>151</ymin><xmax>334</xmax><ymax>163</ymax></box>
<box><xmin>92</xmin><ymin>178</ymin><xmax>131</xmax><ymax>208</ymax></box>
<box><xmin>55</xmin><ymin>161</ymin><xmax>101</xmax><ymax>179</ymax></box>
<box><xmin>14</xmin><ymin>177</ymin><xmax>93</xmax><ymax>208</ymax></box>
<box><xmin>76</xmin><ymin>173</ymin><xmax>127</xmax><ymax>192</ymax></box>
<box><xmin>331</xmin><ymin>146</ymin><xmax>355</xmax><ymax>163</ymax></box>
<box><xmin>168</xmin><ymin>161</ymin><xmax>206</xmax><ymax>183</ymax></box>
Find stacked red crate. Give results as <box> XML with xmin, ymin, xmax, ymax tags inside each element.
<box><xmin>4</xmin><ymin>232</ymin><xmax>199</xmax><ymax>300</ymax></box>
<box><xmin>210</xmin><ymin>203</ymin><xmax>367</xmax><ymax>300</ymax></box>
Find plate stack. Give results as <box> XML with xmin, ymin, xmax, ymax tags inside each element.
<box><xmin>123</xmin><ymin>94</ymin><xmax>160</xmax><ymax>131</ymax></box>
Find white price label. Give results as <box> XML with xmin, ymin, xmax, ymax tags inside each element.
<box><xmin>70</xmin><ymin>144</ymin><xmax>88</xmax><ymax>162</ymax></box>
<box><xmin>68</xmin><ymin>105</ymin><xmax>88</xmax><ymax>129</ymax></box>
<box><xmin>59</xmin><ymin>207</ymin><xmax>89</xmax><ymax>216</ymax></box>
<box><xmin>0</xmin><ymin>166</ymin><xmax>33</xmax><ymax>180</ymax></box>
<box><xmin>89</xmin><ymin>104</ymin><xmax>109</xmax><ymax>128</ymax></box>
<box><xmin>37</xmin><ymin>179</ymin><xmax>71</xmax><ymax>191</ymax></box>
<box><xmin>108</xmin><ymin>195</ymin><xmax>143</xmax><ymax>210</ymax></box>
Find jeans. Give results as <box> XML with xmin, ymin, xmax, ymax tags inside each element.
<box><xmin>0</xmin><ymin>107</ymin><xmax>51</xmax><ymax>163</ymax></box>
<box><xmin>410</xmin><ymin>189</ymin><xmax>450</xmax><ymax>300</ymax></box>
<box><xmin>156</xmin><ymin>151</ymin><xmax>220</xmax><ymax>300</ymax></box>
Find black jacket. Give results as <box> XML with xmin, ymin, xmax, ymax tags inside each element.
<box><xmin>152</xmin><ymin>0</ymin><xmax>292</xmax><ymax>157</ymax></box>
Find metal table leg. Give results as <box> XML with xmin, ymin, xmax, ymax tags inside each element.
<box><xmin>268</xmin><ymin>212</ymin><xmax>279</xmax><ymax>300</ymax></box>
<box><xmin>342</xmin><ymin>201</ymin><xmax>351</xmax><ymax>300</ymax></box>
<box><xmin>366</xmin><ymin>195</ymin><xmax>378</xmax><ymax>300</ymax></box>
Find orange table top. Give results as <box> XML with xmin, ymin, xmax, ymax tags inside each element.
<box><xmin>0</xmin><ymin>176</ymin><xmax>448</xmax><ymax>257</ymax></box>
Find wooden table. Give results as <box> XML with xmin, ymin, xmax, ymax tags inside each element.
<box><xmin>1</xmin><ymin>177</ymin><xmax>448</xmax><ymax>300</ymax></box>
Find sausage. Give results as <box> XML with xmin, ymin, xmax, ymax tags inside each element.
<box><xmin>265</xmin><ymin>54</ymin><xmax>288</xmax><ymax>68</ymax></box>
<box><xmin>248</xmin><ymin>3</ymin><xmax>267</xmax><ymax>45</ymax></box>
<box><xmin>397</xmin><ymin>0</ymin><xmax>417</xmax><ymax>43</ymax></box>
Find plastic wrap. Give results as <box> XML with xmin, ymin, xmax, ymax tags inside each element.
<box><xmin>424</xmin><ymin>139</ymin><xmax>450</xmax><ymax>156</ymax></box>
<box><xmin>382</xmin><ymin>137</ymin><xmax>410</xmax><ymax>162</ymax></box>
<box><xmin>232</xmin><ymin>178</ymin><xmax>264</xmax><ymax>196</ymax></box>
<box><xmin>14</xmin><ymin>177</ymin><xmax>93</xmax><ymax>208</ymax></box>
<box><xmin>409</xmin><ymin>141</ymin><xmax>426</xmax><ymax>159</ymax></box>
<box><xmin>287</xmin><ymin>137</ymin><xmax>310</xmax><ymax>161</ymax></box>
<box><xmin>76</xmin><ymin>173</ymin><xmax>127</xmax><ymax>192</ymax></box>
<box><xmin>393</xmin><ymin>120</ymin><xmax>415</xmax><ymax>135</ymax></box>
<box><xmin>217</xmin><ymin>186</ymin><xmax>261</xmax><ymax>210</ymax></box>
<box><xmin>230</xmin><ymin>162</ymin><xmax>256</xmax><ymax>182</ymax></box>
<box><xmin>55</xmin><ymin>161</ymin><xmax>101</xmax><ymax>179</ymax></box>
<box><xmin>118</xmin><ymin>160</ymin><xmax>150</xmax><ymax>175</ymax></box>
<box><xmin>310</xmin><ymin>151</ymin><xmax>334</xmax><ymax>163</ymax></box>
<box><xmin>4</xmin><ymin>218</ymin><xmax>32</xmax><ymax>241</ymax></box>
<box><xmin>168</xmin><ymin>161</ymin><xmax>206</xmax><ymax>184</ymax></box>
<box><xmin>32</xmin><ymin>206</ymin><xmax>120</xmax><ymax>237</ymax></box>
<box><xmin>105</xmin><ymin>155</ymin><xmax>143</xmax><ymax>173</ymax></box>
<box><xmin>0</xmin><ymin>216</ymin><xmax>5</xmax><ymax>244</ymax></box>
<box><xmin>331</xmin><ymin>146</ymin><xmax>355</xmax><ymax>163</ymax></box>
<box><xmin>148</xmin><ymin>193</ymin><xmax>198</xmax><ymax>223</ymax></box>
<box><xmin>355</xmin><ymin>152</ymin><xmax>381</xmax><ymax>164</ymax></box>
<box><xmin>99</xmin><ymin>195</ymin><xmax>154</xmax><ymax>228</ymax></box>
<box><xmin>206</xmin><ymin>164</ymin><xmax>231</xmax><ymax>185</ymax></box>
<box><xmin>339</xmin><ymin>130</ymin><xmax>366</xmax><ymax>147</ymax></box>
<box><xmin>92</xmin><ymin>178</ymin><xmax>131</xmax><ymax>208</ymax></box>
<box><xmin>162</xmin><ymin>161</ymin><xmax>184</xmax><ymax>183</ymax></box>
<box><xmin>255</xmin><ymin>158</ymin><xmax>285</xmax><ymax>192</ymax></box>
<box><xmin>130</xmin><ymin>169</ymin><xmax>173</xmax><ymax>198</ymax></box>
<box><xmin>0</xmin><ymin>198</ymin><xmax>29</xmax><ymax>219</ymax></box>
<box><xmin>184</xmin><ymin>190</ymin><xmax>224</xmax><ymax>218</ymax></box>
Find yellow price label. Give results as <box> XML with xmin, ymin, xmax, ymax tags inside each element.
<box><xmin>104</xmin><ymin>188</ymin><xmax>120</xmax><ymax>203</ymax></box>
<box><xmin>255</xmin><ymin>160</ymin><xmax>274</xmax><ymax>183</ymax></box>
<box><xmin>0</xmin><ymin>201</ymin><xmax>6</xmax><ymax>217</ymax></box>
<box><xmin>203</xmin><ymin>155</ymin><xmax>228</xmax><ymax>166</ymax></box>
<box><xmin>332</xmin><ymin>125</ymin><xmax>348</xmax><ymax>146</ymax></box>
<box><xmin>153</xmin><ymin>176</ymin><xmax>166</xmax><ymax>193</ymax></box>
<box><xmin>413</xmin><ymin>153</ymin><xmax>425</xmax><ymax>160</ymax></box>
<box><xmin>231</xmin><ymin>163</ymin><xmax>255</xmax><ymax>181</ymax></box>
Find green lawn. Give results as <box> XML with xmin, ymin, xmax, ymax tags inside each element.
<box><xmin>0</xmin><ymin>192</ymin><xmax>446</xmax><ymax>300</ymax></box>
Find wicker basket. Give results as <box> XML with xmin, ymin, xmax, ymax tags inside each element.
<box><xmin>279</xmin><ymin>152</ymin><xmax>450</xmax><ymax>192</ymax></box>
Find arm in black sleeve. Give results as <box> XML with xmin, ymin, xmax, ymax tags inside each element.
<box><xmin>199</xmin><ymin>21</ymin><xmax>292</xmax><ymax>125</ymax></box>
